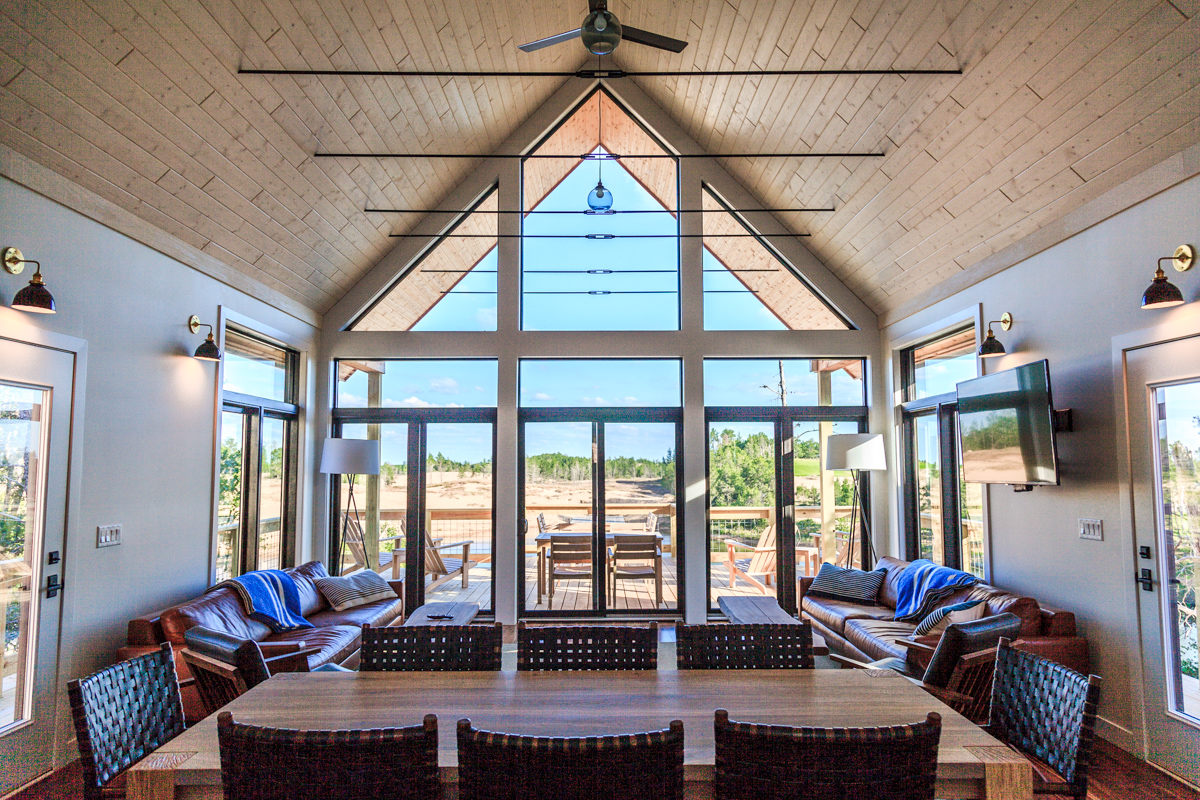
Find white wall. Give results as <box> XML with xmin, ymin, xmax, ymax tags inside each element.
<box><xmin>0</xmin><ymin>174</ymin><xmax>319</xmax><ymax>759</ymax></box>
<box><xmin>882</xmin><ymin>173</ymin><xmax>1200</xmax><ymax>747</ymax></box>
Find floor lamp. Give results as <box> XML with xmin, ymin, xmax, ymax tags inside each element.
<box><xmin>319</xmin><ymin>437</ymin><xmax>381</xmax><ymax>575</ymax></box>
<box><xmin>824</xmin><ymin>433</ymin><xmax>887</xmax><ymax>569</ymax></box>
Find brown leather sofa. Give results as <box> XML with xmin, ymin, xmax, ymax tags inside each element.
<box><xmin>120</xmin><ymin>561</ymin><xmax>403</xmax><ymax>720</ymax></box>
<box><xmin>800</xmin><ymin>556</ymin><xmax>1089</xmax><ymax>675</ymax></box>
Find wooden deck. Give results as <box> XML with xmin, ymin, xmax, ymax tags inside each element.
<box><xmin>422</xmin><ymin>554</ymin><xmax>804</xmax><ymax>613</ymax></box>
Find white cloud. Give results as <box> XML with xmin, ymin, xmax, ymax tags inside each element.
<box><xmin>430</xmin><ymin>377</ymin><xmax>460</xmax><ymax>394</ymax></box>
<box><xmin>382</xmin><ymin>396</ymin><xmax>464</xmax><ymax>408</ymax></box>
<box><xmin>533</xmin><ymin>392</ymin><xmax>553</xmax><ymax>401</ymax></box>
<box><xmin>337</xmin><ymin>392</ymin><xmax>366</xmax><ymax>406</ymax></box>
<box><xmin>583</xmin><ymin>396</ymin><xmax>612</xmax><ymax>405</ymax></box>
<box><xmin>623</xmin><ymin>396</ymin><xmax>639</xmax><ymax>404</ymax></box>
<box><xmin>474</xmin><ymin>306</ymin><xmax>497</xmax><ymax>328</ymax></box>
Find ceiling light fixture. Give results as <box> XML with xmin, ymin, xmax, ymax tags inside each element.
<box><xmin>978</xmin><ymin>313</ymin><xmax>1013</xmax><ymax>359</ymax></box>
<box><xmin>587</xmin><ymin>90</ymin><xmax>613</xmax><ymax>212</ymax></box>
<box><xmin>188</xmin><ymin>315</ymin><xmax>222</xmax><ymax>361</ymax></box>
<box><xmin>3</xmin><ymin>248</ymin><xmax>57</xmax><ymax>314</ymax></box>
<box><xmin>1141</xmin><ymin>244</ymin><xmax>1194</xmax><ymax>310</ymax></box>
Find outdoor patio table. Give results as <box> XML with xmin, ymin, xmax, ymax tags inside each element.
<box><xmin>533</xmin><ymin>530</ymin><xmax>662</xmax><ymax>604</ymax></box>
<box><xmin>126</xmin><ymin>669</ymin><xmax>1032</xmax><ymax>799</ymax></box>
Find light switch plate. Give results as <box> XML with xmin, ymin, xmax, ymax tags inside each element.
<box><xmin>1079</xmin><ymin>518</ymin><xmax>1102</xmax><ymax>541</ymax></box>
<box><xmin>97</xmin><ymin>524</ymin><xmax>121</xmax><ymax>548</ymax></box>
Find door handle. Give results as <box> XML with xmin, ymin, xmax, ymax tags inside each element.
<box><xmin>1135</xmin><ymin>569</ymin><xmax>1156</xmax><ymax>591</ymax></box>
<box><xmin>46</xmin><ymin>574</ymin><xmax>64</xmax><ymax>598</ymax></box>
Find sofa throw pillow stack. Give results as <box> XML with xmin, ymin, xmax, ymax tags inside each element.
<box><xmin>315</xmin><ymin>571</ymin><xmax>398</xmax><ymax>612</ymax></box>
<box><xmin>913</xmin><ymin>598</ymin><xmax>987</xmax><ymax>636</ymax></box>
<box><xmin>807</xmin><ymin>563</ymin><xmax>888</xmax><ymax>605</ymax></box>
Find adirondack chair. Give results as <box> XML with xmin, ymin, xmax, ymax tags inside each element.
<box><xmin>424</xmin><ymin>535</ymin><xmax>476</xmax><ymax>590</ymax></box>
<box><xmin>724</xmin><ymin>525</ymin><xmax>778</xmax><ymax>594</ymax></box>
<box><xmin>340</xmin><ymin>512</ymin><xmax>404</xmax><ymax>579</ymax></box>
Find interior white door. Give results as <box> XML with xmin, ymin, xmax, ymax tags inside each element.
<box><xmin>0</xmin><ymin>338</ymin><xmax>75</xmax><ymax>793</ymax></box>
<box><xmin>1125</xmin><ymin>334</ymin><xmax>1200</xmax><ymax>783</ymax></box>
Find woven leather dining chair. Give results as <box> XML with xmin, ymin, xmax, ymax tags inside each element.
<box><xmin>359</xmin><ymin>622</ymin><xmax>503</xmax><ymax>671</ymax></box>
<box><xmin>457</xmin><ymin>717</ymin><xmax>685</xmax><ymax>800</ymax></box>
<box><xmin>713</xmin><ymin>709</ymin><xmax>942</xmax><ymax>800</ymax></box>
<box><xmin>676</xmin><ymin>622</ymin><xmax>815</xmax><ymax>669</ymax></box>
<box><xmin>985</xmin><ymin>637</ymin><xmax>1102</xmax><ymax>800</ymax></box>
<box><xmin>217</xmin><ymin>711</ymin><xmax>440</xmax><ymax>800</ymax></box>
<box><xmin>67</xmin><ymin>642</ymin><xmax>186</xmax><ymax>800</ymax></box>
<box><xmin>516</xmin><ymin>621</ymin><xmax>658</xmax><ymax>670</ymax></box>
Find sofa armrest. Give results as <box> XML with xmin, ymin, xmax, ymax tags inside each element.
<box><xmin>1013</xmin><ymin>636</ymin><xmax>1090</xmax><ymax>675</ymax></box>
<box><xmin>895</xmin><ymin>638</ymin><xmax>937</xmax><ymax>655</ymax></box>
<box><xmin>264</xmin><ymin>647</ymin><xmax>324</xmax><ymax>674</ymax></box>
<box><xmin>797</xmin><ymin>576</ymin><xmax>815</xmax><ymax>605</ymax></box>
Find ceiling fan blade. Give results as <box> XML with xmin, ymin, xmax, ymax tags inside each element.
<box><xmin>518</xmin><ymin>28</ymin><xmax>583</xmax><ymax>53</ymax></box>
<box><xmin>621</xmin><ymin>26</ymin><xmax>688</xmax><ymax>53</ymax></box>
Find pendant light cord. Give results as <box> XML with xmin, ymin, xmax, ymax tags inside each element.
<box><xmin>597</xmin><ymin>55</ymin><xmax>603</xmax><ymax>183</ymax></box>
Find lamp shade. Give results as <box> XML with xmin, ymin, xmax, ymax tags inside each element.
<box><xmin>319</xmin><ymin>438</ymin><xmax>381</xmax><ymax>475</ymax></box>
<box><xmin>824</xmin><ymin>433</ymin><xmax>887</xmax><ymax>471</ymax></box>
<box><xmin>977</xmin><ymin>330</ymin><xmax>1006</xmax><ymax>358</ymax></box>
<box><xmin>1141</xmin><ymin>270</ymin><xmax>1185</xmax><ymax>309</ymax></box>
<box><xmin>12</xmin><ymin>277</ymin><xmax>56</xmax><ymax>313</ymax></box>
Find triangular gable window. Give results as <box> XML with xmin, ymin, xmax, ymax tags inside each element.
<box><xmin>351</xmin><ymin>188</ymin><xmax>498</xmax><ymax>331</ymax></box>
<box><xmin>703</xmin><ymin>188</ymin><xmax>849</xmax><ymax>330</ymax></box>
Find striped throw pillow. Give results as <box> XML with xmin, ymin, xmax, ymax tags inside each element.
<box><xmin>315</xmin><ymin>571</ymin><xmax>398</xmax><ymax>612</ymax></box>
<box><xmin>807</xmin><ymin>563</ymin><xmax>887</xmax><ymax>605</ymax></box>
<box><xmin>913</xmin><ymin>598</ymin><xmax>986</xmax><ymax>636</ymax></box>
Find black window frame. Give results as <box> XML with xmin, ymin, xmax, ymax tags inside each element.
<box><xmin>218</xmin><ymin>329</ymin><xmax>301</xmax><ymax>578</ymax></box>
<box><xmin>898</xmin><ymin>326</ymin><xmax>977</xmax><ymax>571</ymax></box>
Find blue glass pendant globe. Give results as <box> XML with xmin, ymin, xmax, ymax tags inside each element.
<box><xmin>587</xmin><ymin>180</ymin><xmax>614</xmax><ymax>211</ymax></box>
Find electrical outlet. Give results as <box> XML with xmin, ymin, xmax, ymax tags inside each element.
<box><xmin>1079</xmin><ymin>518</ymin><xmax>1103</xmax><ymax>541</ymax></box>
<box><xmin>97</xmin><ymin>524</ymin><xmax>122</xmax><ymax>548</ymax></box>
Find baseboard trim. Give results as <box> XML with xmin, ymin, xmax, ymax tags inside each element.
<box><xmin>1096</xmin><ymin>714</ymin><xmax>1142</xmax><ymax>755</ymax></box>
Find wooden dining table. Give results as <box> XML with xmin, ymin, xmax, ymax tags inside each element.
<box><xmin>127</xmin><ymin>669</ymin><xmax>1032</xmax><ymax>799</ymax></box>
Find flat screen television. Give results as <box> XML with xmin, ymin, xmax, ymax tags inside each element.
<box><xmin>956</xmin><ymin>359</ymin><xmax>1059</xmax><ymax>486</ymax></box>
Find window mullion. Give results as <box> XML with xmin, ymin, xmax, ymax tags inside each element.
<box><xmin>242</xmin><ymin>409</ymin><xmax>263</xmax><ymax>572</ymax></box>
<box><xmin>937</xmin><ymin>404</ymin><xmax>962</xmax><ymax>569</ymax></box>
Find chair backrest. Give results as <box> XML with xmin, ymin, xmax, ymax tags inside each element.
<box><xmin>676</xmin><ymin>623</ymin><xmax>814</xmax><ymax>669</ymax></box>
<box><xmin>746</xmin><ymin>524</ymin><xmax>777</xmax><ymax>574</ymax></box>
<box><xmin>713</xmin><ymin>709</ymin><xmax>942</xmax><ymax>800</ymax></box>
<box><xmin>517</xmin><ymin>622</ymin><xmax>658</xmax><ymax>670</ymax></box>
<box><xmin>218</xmin><ymin>711</ymin><xmax>440</xmax><ymax>800</ymax></box>
<box><xmin>182</xmin><ymin>626</ymin><xmax>272</xmax><ymax>716</ymax></box>
<box><xmin>987</xmin><ymin>638</ymin><xmax>1101</xmax><ymax>799</ymax></box>
<box><xmin>457</xmin><ymin>718</ymin><xmax>684</xmax><ymax>800</ymax></box>
<box><xmin>360</xmin><ymin>623</ymin><xmax>503</xmax><ymax>671</ymax></box>
<box><xmin>424</xmin><ymin>536</ymin><xmax>449</xmax><ymax>576</ymax></box>
<box><xmin>610</xmin><ymin>533</ymin><xmax>660</xmax><ymax>563</ymax></box>
<box><xmin>537</xmin><ymin>513</ymin><xmax>549</xmax><ymax>534</ymax></box>
<box><xmin>549</xmin><ymin>535</ymin><xmax>591</xmax><ymax>565</ymax></box>
<box><xmin>922</xmin><ymin>612</ymin><xmax>1023</xmax><ymax>688</ymax></box>
<box><xmin>644</xmin><ymin>511</ymin><xmax>658</xmax><ymax>533</ymax></box>
<box><xmin>340</xmin><ymin>513</ymin><xmax>370</xmax><ymax>575</ymax></box>
<box><xmin>67</xmin><ymin>643</ymin><xmax>186</xmax><ymax>800</ymax></box>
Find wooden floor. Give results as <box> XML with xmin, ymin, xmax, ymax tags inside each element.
<box><xmin>424</xmin><ymin>553</ymin><xmax>794</xmax><ymax>612</ymax></box>
<box><xmin>9</xmin><ymin>727</ymin><xmax>1196</xmax><ymax>800</ymax></box>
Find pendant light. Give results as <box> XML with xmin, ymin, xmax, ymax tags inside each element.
<box><xmin>3</xmin><ymin>248</ymin><xmax>56</xmax><ymax>314</ymax></box>
<box><xmin>1141</xmin><ymin>245</ymin><xmax>1193</xmax><ymax>309</ymax></box>
<box><xmin>586</xmin><ymin>86</ymin><xmax>613</xmax><ymax>212</ymax></box>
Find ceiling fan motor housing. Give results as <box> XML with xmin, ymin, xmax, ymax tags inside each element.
<box><xmin>582</xmin><ymin>10</ymin><xmax>622</xmax><ymax>54</ymax></box>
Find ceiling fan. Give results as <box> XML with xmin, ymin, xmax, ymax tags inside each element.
<box><xmin>518</xmin><ymin>0</ymin><xmax>688</xmax><ymax>55</ymax></box>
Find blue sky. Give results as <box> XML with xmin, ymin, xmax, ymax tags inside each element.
<box><xmin>223</xmin><ymin>352</ymin><xmax>286</xmax><ymax>401</ymax></box>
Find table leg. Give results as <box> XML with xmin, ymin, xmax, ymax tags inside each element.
<box><xmin>537</xmin><ymin>547</ymin><xmax>545</xmax><ymax>606</ymax></box>
<box><xmin>127</xmin><ymin>751</ymin><xmax>195</xmax><ymax>800</ymax></box>
<box><xmin>965</xmin><ymin>746</ymin><xmax>1033</xmax><ymax>799</ymax></box>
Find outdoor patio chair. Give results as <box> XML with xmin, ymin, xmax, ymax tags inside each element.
<box><xmin>516</xmin><ymin>621</ymin><xmax>658</xmax><ymax>670</ymax></box>
<box><xmin>182</xmin><ymin>627</ymin><xmax>327</xmax><ymax>718</ymax></box>
<box><xmin>217</xmin><ymin>711</ymin><xmax>440</xmax><ymax>800</ymax></box>
<box><xmin>547</xmin><ymin>534</ymin><xmax>591</xmax><ymax>599</ymax></box>
<box><xmin>424</xmin><ymin>535</ymin><xmax>476</xmax><ymax>589</ymax></box>
<box><xmin>341</xmin><ymin>513</ymin><xmax>404</xmax><ymax>579</ymax></box>
<box><xmin>724</xmin><ymin>524</ymin><xmax>777</xmax><ymax>594</ymax></box>
<box><xmin>360</xmin><ymin>622</ymin><xmax>503</xmax><ymax>671</ymax></box>
<box><xmin>830</xmin><ymin>613</ymin><xmax>1023</xmax><ymax>723</ymax></box>
<box><xmin>713</xmin><ymin>709</ymin><xmax>942</xmax><ymax>800</ymax></box>
<box><xmin>607</xmin><ymin>533</ymin><xmax>663</xmax><ymax>607</ymax></box>
<box><xmin>676</xmin><ymin>623</ymin><xmax>814</xmax><ymax>669</ymax></box>
<box><xmin>985</xmin><ymin>638</ymin><xmax>1101</xmax><ymax>799</ymax></box>
<box><xmin>67</xmin><ymin>642</ymin><xmax>186</xmax><ymax>800</ymax></box>
<box><xmin>456</xmin><ymin>717</ymin><xmax>684</xmax><ymax>800</ymax></box>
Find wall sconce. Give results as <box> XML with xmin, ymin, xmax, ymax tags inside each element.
<box><xmin>3</xmin><ymin>247</ymin><xmax>56</xmax><ymax>314</ymax></box>
<box><xmin>187</xmin><ymin>315</ymin><xmax>222</xmax><ymax>361</ymax></box>
<box><xmin>978</xmin><ymin>312</ymin><xmax>1012</xmax><ymax>359</ymax></box>
<box><xmin>1141</xmin><ymin>244</ymin><xmax>1194</xmax><ymax>309</ymax></box>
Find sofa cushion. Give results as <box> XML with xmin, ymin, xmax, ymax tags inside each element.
<box><xmin>802</xmin><ymin>595</ymin><xmax>894</xmax><ymax>637</ymax></box>
<box><xmin>962</xmin><ymin>584</ymin><xmax>1041</xmax><ymax>635</ymax></box>
<box><xmin>913</xmin><ymin>598</ymin><xmax>986</xmax><ymax>637</ymax></box>
<box><xmin>808</xmin><ymin>563</ymin><xmax>887</xmax><ymax>604</ymax></box>
<box><xmin>161</xmin><ymin>586</ymin><xmax>272</xmax><ymax>645</ymax></box>
<box><xmin>875</xmin><ymin>556</ymin><xmax>911</xmax><ymax>610</ymax></box>
<box><xmin>316</xmin><ymin>571</ymin><xmax>397</xmax><ymax>611</ymax></box>
<box><xmin>844</xmin><ymin>618</ymin><xmax>918</xmax><ymax>662</ymax></box>
<box><xmin>307</xmin><ymin>597</ymin><xmax>404</xmax><ymax>629</ymax></box>
<box><xmin>288</xmin><ymin>561</ymin><xmax>332</xmax><ymax>617</ymax></box>
<box><xmin>264</xmin><ymin>625</ymin><xmax>362</xmax><ymax>669</ymax></box>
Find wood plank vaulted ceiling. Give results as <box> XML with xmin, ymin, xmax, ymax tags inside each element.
<box><xmin>1</xmin><ymin>0</ymin><xmax>1197</xmax><ymax>318</ymax></box>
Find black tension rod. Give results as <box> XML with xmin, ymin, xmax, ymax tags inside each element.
<box><xmin>239</xmin><ymin>67</ymin><xmax>961</xmax><ymax>79</ymax></box>
<box><xmin>365</xmin><ymin>207</ymin><xmax>835</xmax><ymax>214</ymax></box>
<box><xmin>387</xmin><ymin>233</ymin><xmax>811</xmax><ymax>238</ymax></box>
<box><xmin>318</xmin><ymin>151</ymin><xmax>880</xmax><ymax>159</ymax></box>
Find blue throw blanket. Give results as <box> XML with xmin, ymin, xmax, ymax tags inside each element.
<box><xmin>211</xmin><ymin>570</ymin><xmax>313</xmax><ymax>633</ymax></box>
<box><xmin>894</xmin><ymin>559</ymin><xmax>980</xmax><ymax>623</ymax></box>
